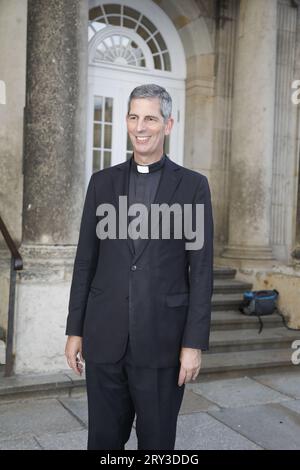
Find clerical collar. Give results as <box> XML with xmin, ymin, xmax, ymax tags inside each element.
<box><xmin>131</xmin><ymin>154</ymin><xmax>166</xmax><ymax>174</ymax></box>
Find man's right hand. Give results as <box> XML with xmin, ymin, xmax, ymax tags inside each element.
<box><xmin>65</xmin><ymin>335</ymin><xmax>84</xmax><ymax>376</ymax></box>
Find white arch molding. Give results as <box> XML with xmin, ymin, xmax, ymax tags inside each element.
<box><xmin>86</xmin><ymin>0</ymin><xmax>186</xmax><ymax>186</ymax></box>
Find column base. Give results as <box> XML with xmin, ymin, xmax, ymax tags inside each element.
<box><xmin>222</xmin><ymin>244</ymin><xmax>274</xmax><ymax>260</ymax></box>
<box><xmin>12</xmin><ymin>244</ymin><xmax>76</xmax><ymax>374</ymax></box>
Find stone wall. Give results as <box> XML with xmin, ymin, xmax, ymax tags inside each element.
<box><xmin>0</xmin><ymin>0</ymin><xmax>27</xmax><ymax>245</ymax></box>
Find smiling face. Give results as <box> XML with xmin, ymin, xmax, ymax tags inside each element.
<box><xmin>126</xmin><ymin>97</ymin><xmax>173</xmax><ymax>163</ymax></box>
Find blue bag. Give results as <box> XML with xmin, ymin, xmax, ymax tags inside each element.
<box><xmin>239</xmin><ymin>289</ymin><xmax>279</xmax><ymax>333</ymax></box>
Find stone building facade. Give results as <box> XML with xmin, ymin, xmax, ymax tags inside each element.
<box><xmin>0</xmin><ymin>0</ymin><xmax>300</xmax><ymax>374</ymax></box>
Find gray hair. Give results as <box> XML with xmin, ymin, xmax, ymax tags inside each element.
<box><xmin>127</xmin><ymin>84</ymin><xmax>172</xmax><ymax>122</ymax></box>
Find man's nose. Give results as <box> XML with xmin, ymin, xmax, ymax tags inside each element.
<box><xmin>136</xmin><ymin>119</ymin><xmax>146</xmax><ymax>133</ymax></box>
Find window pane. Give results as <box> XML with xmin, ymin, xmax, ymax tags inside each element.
<box><xmin>123</xmin><ymin>17</ymin><xmax>136</xmax><ymax>29</ymax></box>
<box><xmin>104</xmin><ymin>37</ymin><xmax>113</xmax><ymax>48</ymax></box>
<box><xmin>162</xmin><ymin>52</ymin><xmax>171</xmax><ymax>71</ymax></box>
<box><xmin>141</xmin><ymin>15</ymin><xmax>156</xmax><ymax>34</ymax></box>
<box><xmin>89</xmin><ymin>6</ymin><xmax>102</xmax><ymax>21</ymax></box>
<box><xmin>147</xmin><ymin>38</ymin><xmax>158</xmax><ymax>55</ymax></box>
<box><xmin>108</xmin><ymin>15</ymin><xmax>121</xmax><ymax>26</ymax></box>
<box><xmin>105</xmin><ymin>97</ymin><xmax>113</xmax><ymax>122</ymax></box>
<box><xmin>94</xmin><ymin>97</ymin><xmax>103</xmax><ymax>121</ymax></box>
<box><xmin>103</xmin><ymin>4</ymin><xmax>121</xmax><ymax>15</ymax></box>
<box><xmin>154</xmin><ymin>32</ymin><xmax>167</xmax><ymax>51</ymax></box>
<box><xmin>103</xmin><ymin>151</ymin><xmax>111</xmax><ymax>168</ymax></box>
<box><xmin>104</xmin><ymin>124</ymin><xmax>112</xmax><ymax>148</ymax></box>
<box><xmin>164</xmin><ymin>135</ymin><xmax>170</xmax><ymax>155</ymax></box>
<box><xmin>153</xmin><ymin>54</ymin><xmax>162</xmax><ymax>69</ymax></box>
<box><xmin>123</xmin><ymin>6</ymin><xmax>141</xmax><ymax>20</ymax></box>
<box><xmin>93</xmin><ymin>123</ymin><xmax>102</xmax><ymax>148</ymax></box>
<box><xmin>137</xmin><ymin>25</ymin><xmax>150</xmax><ymax>41</ymax></box>
<box><xmin>93</xmin><ymin>150</ymin><xmax>101</xmax><ymax>172</ymax></box>
<box><xmin>127</xmin><ymin>133</ymin><xmax>133</xmax><ymax>151</ymax></box>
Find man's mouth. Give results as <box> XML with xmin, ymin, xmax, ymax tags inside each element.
<box><xmin>135</xmin><ymin>136</ymin><xmax>151</xmax><ymax>143</ymax></box>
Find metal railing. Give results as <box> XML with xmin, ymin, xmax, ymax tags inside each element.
<box><xmin>0</xmin><ymin>215</ymin><xmax>23</xmax><ymax>377</ymax></box>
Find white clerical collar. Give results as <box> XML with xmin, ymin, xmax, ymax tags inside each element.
<box><xmin>132</xmin><ymin>155</ymin><xmax>166</xmax><ymax>174</ymax></box>
<box><xmin>137</xmin><ymin>164</ymin><xmax>149</xmax><ymax>173</ymax></box>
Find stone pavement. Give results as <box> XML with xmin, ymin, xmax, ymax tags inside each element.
<box><xmin>0</xmin><ymin>369</ymin><xmax>300</xmax><ymax>450</ymax></box>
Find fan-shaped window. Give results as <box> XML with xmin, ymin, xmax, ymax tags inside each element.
<box><xmin>88</xmin><ymin>3</ymin><xmax>171</xmax><ymax>71</ymax></box>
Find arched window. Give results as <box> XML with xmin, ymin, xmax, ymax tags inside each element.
<box><xmin>88</xmin><ymin>3</ymin><xmax>171</xmax><ymax>71</ymax></box>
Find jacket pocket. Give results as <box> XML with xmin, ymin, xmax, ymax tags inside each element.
<box><xmin>166</xmin><ymin>292</ymin><xmax>189</xmax><ymax>307</ymax></box>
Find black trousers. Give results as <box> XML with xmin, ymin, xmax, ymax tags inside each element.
<box><xmin>85</xmin><ymin>336</ymin><xmax>185</xmax><ymax>450</ymax></box>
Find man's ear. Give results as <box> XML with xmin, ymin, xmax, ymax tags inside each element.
<box><xmin>165</xmin><ymin>117</ymin><xmax>174</xmax><ymax>135</ymax></box>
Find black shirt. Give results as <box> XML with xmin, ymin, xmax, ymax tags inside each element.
<box><xmin>128</xmin><ymin>154</ymin><xmax>166</xmax><ymax>254</ymax></box>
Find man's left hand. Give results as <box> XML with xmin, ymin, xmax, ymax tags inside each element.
<box><xmin>178</xmin><ymin>347</ymin><xmax>202</xmax><ymax>386</ymax></box>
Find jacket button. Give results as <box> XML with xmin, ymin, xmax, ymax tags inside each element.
<box><xmin>131</xmin><ymin>265</ymin><xmax>137</xmax><ymax>271</ymax></box>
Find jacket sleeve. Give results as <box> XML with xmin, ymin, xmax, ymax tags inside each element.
<box><xmin>65</xmin><ymin>173</ymin><xmax>99</xmax><ymax>336</ymax></box>
<box><xmin>181</xmin><ymin>175</ymin><xmax>214</xmax><ymax>350</ymax></box>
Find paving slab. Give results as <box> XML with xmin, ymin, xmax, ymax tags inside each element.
<box><xmin>179</xmin><ymin>389</ymin><xmax>220</xmax><ymax>414</ymax></box>
<box><xmin>189</xmin><ymin>377</ymin><xmax>290</xmax><ymax>408</ymax></box>
<box><xmin>37</xmin><ymin>425</ymin><xmax>138</xmax><ymax>450</ymax></box>
<box><xmin>209</xmin><ymin>403</ymin><xmax>300</xmax><ymax>450</ymax></box>
<box><xmin>175</xmin><ymin>413</ymin><xmax>261</xmax><ymax>450</ymax></box>
<box><xmin>125</xmin><ymin>428</ymin><xmax>138</xmax><ymax>450</ymax></box>
<box><xmin>252</xmin><ymin>370</ymin><xmax>300</xmax><ymax>399</ymax></box>
<box><xmin>280</xmin><ymin>399</ymin><xmax>300</xmax><ymax>415</ymax></box>
<box><xmin>0</xmin><ymin>435</ymin><xmax>41</xmax><ymax>450</ymax></box>
<box><xmin>0</xmin><ymin>398</ymin><xmax>83</xmax><ymax>441</ymax></box>
<box><xmin>59</xmin><ymin>396</ymin><xmax>88</xmax><ymax>426</ymax></box>
<box><xmin>36</xmin><ymin>429</ymin><xmax>88</xmax><ymax>450</ymax></box>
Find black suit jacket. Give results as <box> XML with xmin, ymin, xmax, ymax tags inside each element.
<box><xmin>66</xmin><ymin>155</ymin><xmax>214</xmax><ymax>367</ymax></box>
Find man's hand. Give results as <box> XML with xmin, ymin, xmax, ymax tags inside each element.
<box><xmin>178</xmin><ymin>347</ymin><xmax>202</xmax><ymax>386</ymax></box>
<box><xmin>65</xmin><ymin>336</ymin><xmax>84</xmax><ymax>376</ymax></box>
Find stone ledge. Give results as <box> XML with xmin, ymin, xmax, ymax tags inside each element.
<box><xmin>0</xmin><ymin>370</ymin><xmax>86</xmax><ymax>402</ymax></box>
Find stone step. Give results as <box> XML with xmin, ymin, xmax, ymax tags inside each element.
<box><xmin>211</xmin><ymin>310</ymin><xmax>284</xmax><ymax>330</ymax></box>
<box><xmin>213</xmin><ymin>267</ymin><xmax>236</xmax><ymax>279</ymax></box>
<box><xmin>213</xmin><ymin>278</ymin><xmax>252</xmax><ymax>294</ymax></box>
<box><xmin>0</xmin><ymin>370</ymin><xmax>86</xmax><ymax>402</ymax></box>
<box><xmin>1</xmin><ymin>348</ymin><xmax>297</xmax><ymax>401</ymax></box>
<box><xmin>212</xmin><ymin>292</ymin><xmax>244</xmax><ymax>310</ymax></box>
<box><xmin>209</xmin><ymin>326</ymin><xmax>300</xmax><ymax>353</ymax></box>
<box><xmin>201</xmin><ymin>348</ymin><xmax>296</xmax><ymax>376</ymax></box>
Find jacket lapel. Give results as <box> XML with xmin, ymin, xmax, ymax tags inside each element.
<box><xmin>111</xmin><ymin>157</ymin><xmax>134</xmax><ymax>256</ymax></box>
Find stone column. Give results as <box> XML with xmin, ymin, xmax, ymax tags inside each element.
<box><xmin>23</xmin><ymin>0</ymin><xmax>88</xmax><ymax>244</ymax></box>
<box><xmin>222</xmin><ymin>0</ymin><xmax>277</xmax><ymax>260</ymax></box>
<box><xmin>14</xmin><ymin>0</ymin><xmax>89</xmax><ymax>374</ymax></box>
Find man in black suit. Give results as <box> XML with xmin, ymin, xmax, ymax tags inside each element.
<box><xmin>65</xmin><ymin>84</ymin><xmax>214</xmax><ymax>450</ymax></box>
